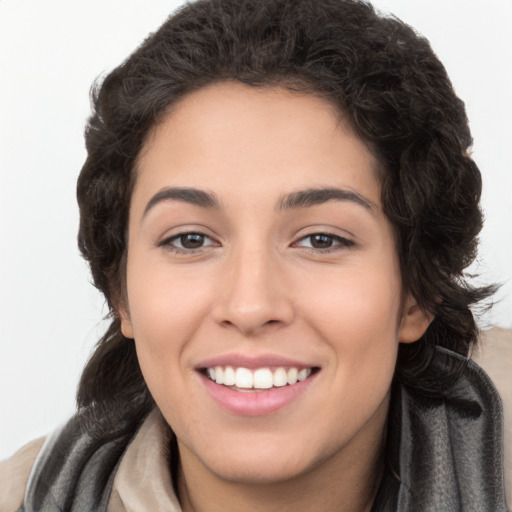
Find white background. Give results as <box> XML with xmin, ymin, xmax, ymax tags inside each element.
<box><xmin>1</xmin><ymin>0</ymin><xmax>511</xmax><ymax>459</ymax></box>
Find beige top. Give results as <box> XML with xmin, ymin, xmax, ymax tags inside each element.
<box><xmin>472</xmin><ymin>327</ymin><xmax>512</xmax><ymax>505</ymax></box>
<box><xmin>1</xmin><ymin>327</ymin><xmax>511</xmax><ymax>511</ymax></box>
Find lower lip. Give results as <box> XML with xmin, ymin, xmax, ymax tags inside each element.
<box><xmin>200</xmin><ymin>372</ymin><xmax>317</xmax><ymax>416</ymax></box>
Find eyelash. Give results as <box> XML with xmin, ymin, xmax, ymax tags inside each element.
<box><xmin>158</xmin><ymin>231</ymin><xmax>354</xmax><ymax>254</ymax></box>
<box><xmin>293</xmin><ymin>233</ymin><xmax>355</xmax><ymax>253</ymax></box>
<box><xmin>158</xmin><ymin>232</ymin><xmax>218</xmax><ymax>254</ymax></box>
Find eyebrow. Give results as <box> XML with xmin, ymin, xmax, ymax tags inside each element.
<box><xmin>143</xmin><ymin>187</ymin><xmax>221</xmax><ymax>217</ymax></box>
<box><xmin>143</xmin><ymin>185</ymin><xmax>376</xmax><ymax>218</ymax></box>
<box><xmin>277</xmin><ymin>188</ymin><xmax>376</xmax><ymax>211</ymax></box>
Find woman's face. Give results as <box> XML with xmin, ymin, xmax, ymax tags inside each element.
<box><xmin>121</xmin><ymin>82</ymin><xmax>429</xmax><ymax>484</ymax></box>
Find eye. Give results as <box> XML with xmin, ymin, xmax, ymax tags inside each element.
<box><xmin>160</xmin><ymin>232</ymin><xmax>218</xmax><ymax>252</ymax></box>
<box><xmin>294</xmin><ymin>233</ymin><xmax>354</xmax><ymax>251</ymax></box>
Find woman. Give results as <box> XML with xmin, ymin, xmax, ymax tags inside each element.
<box><xmin>1</xmin><ymin>0</ymin><xmax>509</xmax><ymax>510</ymax></box>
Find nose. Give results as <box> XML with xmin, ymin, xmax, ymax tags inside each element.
<box><xmin>212</xmin><ymin>245</ymin><xmax>295</xmax><ymax>336</ymax></box>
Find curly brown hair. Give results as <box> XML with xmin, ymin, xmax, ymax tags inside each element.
<box><xmin>76</xmin><ymin>0</ymin><xmax>494</xmax><ymax>434</ymax></box>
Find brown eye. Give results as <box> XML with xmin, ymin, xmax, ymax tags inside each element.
<box><xmin>179</xmin><ymin>233</ymin><xmax>206</xmax><ymax>249</ymax></box>
<box><xmin>295</xmin><ymin>233</ymin><xmax>354</xmax><ymax>251</ymax></box>
<box><xmin>160</xmin><ymin>232</ymin><xmax>218</xmax><ymax>252</ymax></box>
<box><xmin>309</xmin><ymin>234</ymin><xmax>334</xmax><ymax>249</ymax></box>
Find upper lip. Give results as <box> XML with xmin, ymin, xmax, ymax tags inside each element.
<box><xmin>196</xmin><ymin>353</ymin><xmax>319</xmax><ymax>370</ymax></box>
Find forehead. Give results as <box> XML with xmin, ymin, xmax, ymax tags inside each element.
<box><xmin>133</xmin><ymin>81</ymin><xmax>380</xmax><ymax>212</ymax></box>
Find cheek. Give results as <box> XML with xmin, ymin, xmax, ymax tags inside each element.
<box><xmin>124</xmin><ymin>261</ymin><xmax>213</xmax><ymax>399</ymax></box>
<box><xmin>302</xmin><ymin>262</ymin><xmax>402</xmax><ymax>398</ymax></box>
<box><xmin>304</xmin><ymin>262</ymin><xmax>402</xmax><ymax>342</ymax></box>
<box><xmin>126</xmin><ymin>259</ymin><xmax>211</xmax><ymax>342</ymax></box>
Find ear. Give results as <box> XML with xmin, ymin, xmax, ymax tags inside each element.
<box><xmin>118</xmin><ymin>305</ymin><xmax>135</xmax><ymax>339</ymax></box>
<box><xmin>398</xmin><ymin>295</ymin><xmax>434</xmax><ymax>343</ymax></box>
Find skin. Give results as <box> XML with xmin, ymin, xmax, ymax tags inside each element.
<box><xmin>120</xmin><ymin>82</ymin><xmax>431</xmax><ymax>512</ymax></box>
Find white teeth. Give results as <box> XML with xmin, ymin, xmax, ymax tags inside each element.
<box><xmin>207</xmin><ymin>365</ymin><xmax>314</xmax><ymax>389</ymax></box>
<box><xmin>253</xmin><ymin>368</ymin><xmax>273</xmax><ymax>389</ymax></box>
<box><xmin>214</xmin><ymin>366</ymin><xmax>224</xmax><ymax>385</ymax></box>
<box><xmin>287</xmin><ymin>367</ymin><xmax>298</xmax><ymax>385</ymax></box>
<box><xmin>223</xmin><ymin>366</ymin><xmax>236</xmax><ymax>386</ymax></box>
<box><xmin>273</xmin><ymin>367</ymin><xmax>288</xmax><ymax>387</ymax></box>
<box><xmin>297</xmin><ymin>368</ymin><xmax>311</xmax><ymax>382</ymax></box>
<box><xmin>235</xmin><ymin>367</ymin><xmax>253</xmax><ymax>388</ymax></box>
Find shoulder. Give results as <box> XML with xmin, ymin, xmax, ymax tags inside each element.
<box><xmin>472</xmin><ymin>327</ymin><xmax>512</xmax><ymax>507</ymax></box>
<box><xmin>0</xmin><ymin>437</ymin><xmax>45</xmax><ymax>512</ymax></box>
<box><xmin>472</xmin><ymin>327</ymin><xmax>512</xmax><ymax>400</ymax></box>
<box><xmin>0</xmin><ymin>409</ymin><xmax>163</xmax><ymax>512</ymax></box>
<box><xmin>0</xmin><ymin>413</ymin><xmax>139</xmax><ymax>511</ymax></box>
<box><xmin>19</xmin><ymin>412</ymin><xmax>141</xmax><ymax>511</ymax></box>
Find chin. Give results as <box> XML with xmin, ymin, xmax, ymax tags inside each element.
<box><xmin>189</xmin><ymin>434</ymin><xmax>325</xmax><ymax>485</ymax></box>
<box><xmin>207</xmin><ymin>456</ymin><xmax>312</xmax><ymax>485</ymax></box>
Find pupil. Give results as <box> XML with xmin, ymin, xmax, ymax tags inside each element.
<box><xmin>311</xmin><ymin>234</ymin><xmax>333</xmax><ymax>248</ymax></box>
<box><xmin>181</xmin><ymin>233</ymin><xmax>204</xmax><ymax>249</ymax></box>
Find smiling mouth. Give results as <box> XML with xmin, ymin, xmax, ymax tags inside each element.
<box><xmin>202</xmin><ymin>365</ymin><xmax>320</xmax><ymax>391</ymax></box>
